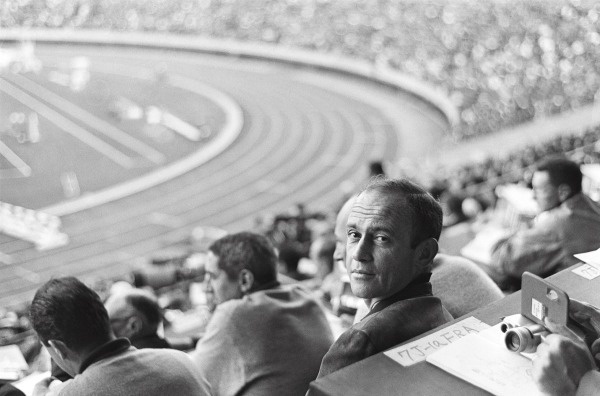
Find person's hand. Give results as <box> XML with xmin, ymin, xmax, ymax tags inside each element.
<box><xmin>532</xmin><ymin>318</ymin><xmax>596</xmax><ymax>396</ymax></box>
<box><xmin>570</xmin><ymin>299</ymin><xmax>600</xmax><ymax>342</ymax></box>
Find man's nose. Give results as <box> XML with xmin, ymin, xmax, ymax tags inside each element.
<box><xmin>352</xmin><ymin>237</ymin><xmax>372</xmax><ymax>262</ymax></box>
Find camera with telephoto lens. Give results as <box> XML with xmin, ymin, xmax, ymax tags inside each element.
<box><xmin>501</xmin><ymin>272</ymin><xmax>569</xmax><ymax>354</ymax></box>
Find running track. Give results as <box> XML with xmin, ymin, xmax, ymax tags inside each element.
<box><xmin>0</xmin><ymin>43</ymin><xmax>448</xmax><ymax>308</ymax></box>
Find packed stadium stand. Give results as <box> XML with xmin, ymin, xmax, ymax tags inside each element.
<box><xmin>3</xmin><ymin>0</ymin><xmax>600</xmax><ymax>140</ymax></box>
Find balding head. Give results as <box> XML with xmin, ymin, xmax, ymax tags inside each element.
<box><xmin>105</xmin><ymin>289</ymin><xmax>162</xmax><ymax>341</ymax></box>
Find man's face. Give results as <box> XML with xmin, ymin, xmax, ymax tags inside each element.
<box><xmin>346</xmin><ymin>190</ymin><xmax>418</xmax><ymax>302</ymax></box>
<box><xmin>205</xmin><ymin>251</ymin><xmax>242</xmax><ymax>307</ymax></box>
<box><xmin>532</xmin><ymin>171</ymin><xmax>560</xmax><ymax>212</ymax></box>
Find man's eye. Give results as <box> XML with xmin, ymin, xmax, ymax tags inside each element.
<box><xmin>347</xmin><ymin>231</ymin><xmax>360</xmax><ymax>239</ymax></box>
<box><xmin>375</xmin><ymin>235</ymin><xmax>389</xmax><ymax>243</ymax></box>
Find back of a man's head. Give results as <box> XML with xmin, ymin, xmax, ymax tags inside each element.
<box><xmin>105</xmin><ymin>288</ymin><xmax>162</xmax><ymax>338</ymax></box>
<box><xmin>126</xmin><ymin>290</ymin><xmax>161</xmax><ymax>332</ymax></box>
<box><xmin>30</xmin><ymin>277</ymin><xmax>112</xmax><ymax>352</ymax></box>
<box><xmin>362</xmin><ymin>177</ymin><xmax>443</xmax><ymax>247</ymax></box>
<box><xmin>209</xmin><ymin>232</ymin><xmax>278</xmax><ymax>288</ymax></box>
<box><xmin>536</xmin><ymin>157</ymin><xmax>582</xmax><ymax>194</ymax></box>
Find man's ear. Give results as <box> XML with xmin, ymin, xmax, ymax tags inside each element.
<box><xmin>48</xmin><ymin>340</ymin><xmax>69</xmax><ymax>361</ymax></box>
<box><xmin>415</xmin><ymin>238</ymin><xmax>438</xmax><ymax>270</ymax></box>
<box><xmin>557</xmin><ymin>184</ymin><xmax>572</xmax><ymax>202</ymax></box>
<box><xmin>128</xmin><ymin>316</ymin><xmax>143</xmax><ymax>336</ymax></box>
<box><xmin>238</xmin><ymin>269</ymin><xmax>255</xmax><ymax>294</ymax></box>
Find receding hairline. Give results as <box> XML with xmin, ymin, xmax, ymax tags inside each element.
<box><xmin>356</xmin><ymin>178</ymin><xmax>443</xmax><ymax>243</ymax></box>
<box><xmin>348</xmin><ymin>190</ymin><xmax>413</xmax><ymax>231</ymax></box>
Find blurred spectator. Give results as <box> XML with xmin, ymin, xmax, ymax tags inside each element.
<box><xmin>278</xmin><ymin>242</ymin><xmax>311</xmax><ymax>281</ymax></box>
<box><xmin>104</xmin><ymin>289</ymin><xmax>171</xmax><ymax>349</ymax></box>
<box><xmin>28</xmin><ymin>277</ymin><xmax>211</xmax><ymax>396</ymax></box>
<box><xmin>368</xmin><ymin>161</ymin><xmax>385</xmax><ymax>178</ymax></box>
<box><xmin>308</xmin><ymin>233</ymin><xmax>337</xmax><ymax>286</ymax></box>
<box><xmin>192</xmin><ymin>232</ymin><xmax>333</xmax><ymax>396</ymax></box>
<box><xmin>488</xmin><ymin>157</ymin><xmax>600</xmax><ymax>289</ymax></box>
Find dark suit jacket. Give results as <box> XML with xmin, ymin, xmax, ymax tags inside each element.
<box><xmin>318</xmin><ymin>274</ymin><xmax>452</xmax><ymax>377</ymax></box>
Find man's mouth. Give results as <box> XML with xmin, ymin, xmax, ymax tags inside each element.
<box><xmin>351</xmin><ymin>269</ymin><xmax>375</xmax><ymax>280</ymax></box>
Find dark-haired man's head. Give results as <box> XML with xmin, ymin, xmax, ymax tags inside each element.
<box><xmin>105</xmin><ymin>289</ymin><xmax>162</xmax><ymax>341</ymax></box>
<box><xmin>205</xmin><ymin>232</ymin><xmax>278</xmax><ymax>307</ymax></box>
<box><xmin>29</xmin><ymin>277</ymin><xmax>113</xmax><ymax>376</ymax></box>
<box><xmin>346</xmin><ymin>177</ymin><xmax>442</xmax><ymax>305</ymax></box>
<box><xmin>533</xmin><ymin>157</ymin><xmax>582</xmax><ymax>212</ymax></box>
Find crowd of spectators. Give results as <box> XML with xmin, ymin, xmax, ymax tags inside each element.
<box><xmin>2</xmin><ymin>0</ymin><xmax>600</xmax><ymax>140</ymax></box>
<box><xmin>410</xmin><ymin>124</ymin><xmax>600</xmax><ymax>226</ymax></box>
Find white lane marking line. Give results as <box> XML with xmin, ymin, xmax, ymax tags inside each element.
<box><xmin>0</xmin><ymin>140</ymin><xmax>32</xmax><ymax>177</ymax></box>
<box><xmin>42</xmin><ymin>70</ymin><xmax>244</xmax><ymax>216</ymax></box>
<box><xmin>10</xmin><ymin>74</ymin><xmax>165</xmax><ymax>164</ymax></box>
<box><xmin>0</xmin><ymin>78</ymin><xmax>134</xmax><ymax>168</ymax></box>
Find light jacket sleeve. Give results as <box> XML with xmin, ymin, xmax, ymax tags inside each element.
<box><xmin>491</xmin><ymin>222</ymin><xmax>564</xmax><ymax>279</ymax></box>
<box><xmin>191</xmin><ymin>303</ymin><xmax>245</xmax><ymax>396</ymax></box>
<box><xmin>576</xmin><ymin>370</ymin><xmax>600</xmax><ymax>396</ymax></box>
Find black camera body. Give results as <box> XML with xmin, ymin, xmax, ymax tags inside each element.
<box><xmin>501</xmin><ymin>272</ymin><xmax>569</xmax><ymax>353</ymax></box>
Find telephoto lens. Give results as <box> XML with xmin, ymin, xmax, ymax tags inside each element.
<box><xmin>503</xmin><ymin>324</ymin><xmax>547</xmax><ymax>353</ymax></box>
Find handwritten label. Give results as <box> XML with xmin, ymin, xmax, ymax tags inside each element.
<box><xmin>572</xmin><ymin>264</ymin><xmax>600</xmax><ymax>280</ymax></box>
<box><xmin>384</xmin><ymin>316</ymin><xmax>490</xmax><ymax>366</ymax></box>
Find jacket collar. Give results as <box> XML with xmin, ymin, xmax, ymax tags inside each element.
<box><xmin>79</xmin><ymin>338</ymin><xmax>131</xmax><ymax>374</ymax></box>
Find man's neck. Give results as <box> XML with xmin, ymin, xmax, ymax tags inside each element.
<box><xmin>366</xmin><ymin>273</ymin><xmax>433</xmax><ymax>315</ymax></box>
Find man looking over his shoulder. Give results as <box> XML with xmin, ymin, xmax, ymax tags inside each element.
<box><xmin>490</xmin><ymin>157</ymin><xmax>600</xmax><ymax>288</ymax></box>
<box><xmin>192</xmin><ymin>232</ymin><xmax>333</xmax><ymax>396</ymax></box>
<box><xmin>29</xmin><ymin>277</ymin><xmax>210</xmax><ymax>396</ymax></box>
<box><xmin>317</xmin><ymin>177</ymin><xmax>452</xmax><ymax>377</ymax></box>
<box><xmin>104</xmin><ymin>288</ymin><xmax>171</xmax><ymax>350</ymax></box>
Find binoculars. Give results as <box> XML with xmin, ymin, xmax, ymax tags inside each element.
<box><xmin>501</xmin><ymin>321</ymin><xmax>549</xmax><ymax>353</ymax></box>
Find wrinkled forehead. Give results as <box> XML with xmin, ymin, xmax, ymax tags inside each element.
<box><xmin>348</xmin><ymin>191</ymin><xmax>409</xmax><ymax>227</ymax></box>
